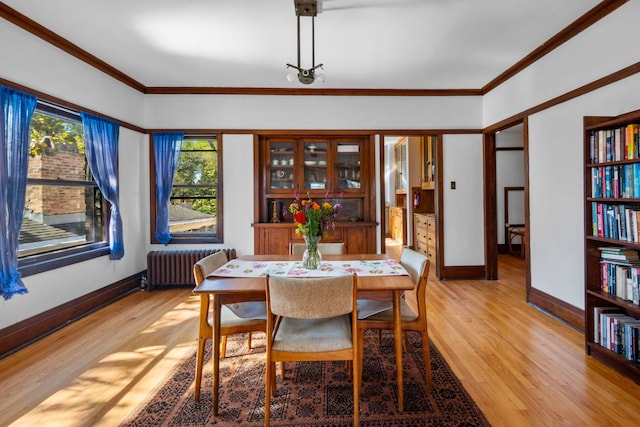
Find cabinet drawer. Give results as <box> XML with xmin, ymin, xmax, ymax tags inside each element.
<box><xmin>426</xmin><ymin>215</ymin><xmax>436</xmax><ymax>230</ymax></box>
<box><xmin>414</xmin><ymin>214</ymin><xmax>428</xmax><ymax>227</ymax></box>
<box><xmin>415</xmin><ymin>241</ymin><xmax>429</xmax><ymax>256</ymax></box>
<box><xmin>427</xmin><ymin>231</ymin><xmax>436</xmax><ymax>246</ymax></box>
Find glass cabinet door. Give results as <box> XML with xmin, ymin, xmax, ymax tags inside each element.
<box><xmin>421</xmin><ymin>135</ymin><xmax>437</xmax><ymax>190</ymax></box>
<box><xmin>268</xmin><ymin>140</ymin><xmax>295</xmax><ymax>191</ymax></box>
<box><xmin>303</xmin><ymin>141</ymin><xmax>328</xmax><ymax>191</ymax></box>
<box><xmin>336</xmin><ymin>141</ymin><xmax>361</xmax><ymax>192</ymax></box>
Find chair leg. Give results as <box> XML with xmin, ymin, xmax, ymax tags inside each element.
<box><xmin>357</xmin><ymin>328</ymin><xmax>365</xmax><ymax>387</ymax></box>
<box><xmin>353</xmin><ymin>353</ymin><xmax>360</xmax><ymax>427</ymax></box>
<box><xmin>194</xmin><ymin>336</ymin><xmax>207</xmax><ymax>402</ymax></box>
<box><xmin>421</xmin><ymin>329</ymin><xmax>432</xmax><ymax>391</ymax></box>
<box><xmin>248</xmin><ymin>331</ymin><xmax>253</xmax><ymax>349</ymax></box>
<box><xmin>280</xmin><ymin>361</ymin><xmax>285</xmax><ymax>379</ymax></box>
<box><xmin>220</xmin><ymin>335</ymin><xmax>228</xmax><ymax>358</ymax></box>
<box><xmin>265</xmin><ymin>359</ymin><xmax>272</xmax><ymax>427</ymax></box>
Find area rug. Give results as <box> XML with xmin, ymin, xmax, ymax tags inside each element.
<box><xmin>121</xmin><ymin>331</ymin><xmax>490</xmax><ymax>426</ymax></box>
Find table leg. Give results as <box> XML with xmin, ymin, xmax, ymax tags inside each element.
<box><xmin>393</xmin><ymin>290</ymin><xmax>404</xmax><ymax>412</ymax></box>
<box><xmin>212</xmin><ymin>295</ymin><xmax>221</xmax><ymax>416</ymax></box>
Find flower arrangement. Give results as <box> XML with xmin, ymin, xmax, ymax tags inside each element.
<box><xmin>288</xmin><ymin>192</ymin><xmax>342</xmax><ymax>237</ymax></box>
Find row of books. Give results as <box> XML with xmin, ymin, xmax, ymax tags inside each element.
<box><xmin>592</xmin><ymin>203</ymin><xmax>640</xmax><ymax>243</ymax></box>
<box><xmin>589</xmin><ymin>124</ymin><xmax>640</xmax><ymax>163</ymax></box>
<box><xmin>599</xmin><ymin>262</ymin><xmax>640</xmax><ymax>305</ymax></box>
<box><xmin>591</xmin><ymin>164</ymin><xmax>640</xmax><ymax>198</ymax></box>
<box><xmin>593</xmin><ymin>307</ymin><xmax>640</xmax><ymax>363</ymax></box>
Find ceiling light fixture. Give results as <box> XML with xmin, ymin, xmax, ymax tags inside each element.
<box><xmin>286</xmin><ymin>0</ymin><xmax>324</xmax><ymax>84</ymax></box>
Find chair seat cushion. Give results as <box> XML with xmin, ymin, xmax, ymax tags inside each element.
<box><xmin>273</xmin><ymin>315</ymin><xmax>352</xmax><ymax>353</ymax></box>
<box><xmin>209</xmin><ymin>305</ymin><xmax>267</xmax><ymax>327</ymax></box>
<box><xmin>357</xmin><ymin>299</ymin><xmax>393</xmax><ymax>319</ymax></box>
<box><xmin>361</xmin><ymin>299</ymin><xmax>418</xmax><ymax>322</ymax></box>
<box><xmin>226</xmin><ymin>302</ymin><xmax>267</xmax><ymax>319</ymax></box>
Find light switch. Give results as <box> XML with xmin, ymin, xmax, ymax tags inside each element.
<box><xmin>450</xmin><ymin>181</ymin><xmax>456</xmax><ymax>190</ymax></box>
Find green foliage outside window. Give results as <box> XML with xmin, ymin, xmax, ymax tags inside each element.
<box><xmin>171</xmin><ymin>137</ymin><xmax>218</xmax><ymax>219</ymax></box>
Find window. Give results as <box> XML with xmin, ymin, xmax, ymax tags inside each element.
<box><xmin>19</xmin><ymin>103</ymin><xmax>109</xmax><ymax>274</ymax></box>
<box><xmin>151</xmin><ymin>135</ymin><xmax>223</xmax><ymax>243</ymax></box>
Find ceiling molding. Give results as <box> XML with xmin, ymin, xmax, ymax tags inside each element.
<box><xmin>0</xmin><ymin>2</ymin><xmax>146</xmax><ymax>93</ymax></box>
<box><xmin>483</xmin><ymin>60</ymin><xmax>640</xmax><ymax>133</ymax></box>
<box><xmin>481</xmin><ymin>0</ymin><xmax>628</xmax><ymax>94</ymax></box>
<box><xmin>0</xmin><ymin>76</ymin><xmax>145</xmax><ymax>134</ymax></box>
<box><xmin>1</xmin><ymin>1</ymin><xmax>627</xmax><ymax>97</ymax></box>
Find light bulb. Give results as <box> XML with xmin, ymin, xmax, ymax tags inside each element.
<box><xmin>286</xmin><ymin>72</ymin><xmax>297</xmax><ymax>82</ymax></box>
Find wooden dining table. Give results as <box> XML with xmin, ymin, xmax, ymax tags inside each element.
<box><xmin>192</xmin><ymin>254</ymin><xmax>415</xmax><ymax>416</ymax></box>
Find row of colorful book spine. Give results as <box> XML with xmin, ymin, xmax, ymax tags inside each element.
<box><xmin>600</xmin><ymin>261</ymin><xmax>640</xmax><ymax>304</ymax></box>
<box><xmin>591</xmin><ymin>164</ymin><xmax>640</xmax><ymax>198</ymax></box>
<box><xmin>589</xmin><ymin>124</ymin><xmax>640</xmax><ymax>163</ymax></box>
<box><xmin>592</xmin><ymin>203</ymin><xmax>640</xmax><ymax>242</ymax></box>
<box><xmin>594</xmin><ymin>307</ymin><xmax>640</xmax><ymax>363</ymax></box>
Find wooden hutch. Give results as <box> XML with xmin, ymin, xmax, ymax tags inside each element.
<box><xmin>253</xmin><ymin>134</ymin><xmax>377</xmax><ymax>254</ymax></box>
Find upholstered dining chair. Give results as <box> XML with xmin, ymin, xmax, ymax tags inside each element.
<box><xmin>289</xmin><ymin>241</ymin><xmax>345</xmax><ymax>255</ymax></box>
<box><xmin>357</xmin><ymin>247</ymin><xmax>432</xmax><ymax>391</ymax></box>
<box><xmin>193</xmin><ymin>251</ymin><xmax>267</xmax><ymax>402</ymax></box>
<box><xmin>264</xmin><ymin>274</ymin><xmax>360</xmax><ymax>427</ymax></box>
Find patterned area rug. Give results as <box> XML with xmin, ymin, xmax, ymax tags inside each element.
<box><xmin>121</xmin><ymin>331</ymin><xmax>490</xmax><ymax>426</ymax></box>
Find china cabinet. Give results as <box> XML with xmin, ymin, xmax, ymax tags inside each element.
<box><xmin>254</xmin><ymin>135</ymin><xmax>376</xmax><ymax>255</ymax></box>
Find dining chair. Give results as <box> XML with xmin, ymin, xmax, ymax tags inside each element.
<box><xmin>289</xmin><ymin>241</ymin><xmax>345</xmax><ymax>255</ymax></box>
<box><xmin>264</xmin><ymin>274</ymin><xmax>360</xmax><ymax>427</ymax></box>
<box><xmin>357</xmin><ymin>247</ymin><xmax>432</xmax><ymax>392</ymax></box>
<box><xmin>193</xmin><ymin>251</ymin><xmax>267</xmax><ymax>402</ymax></box>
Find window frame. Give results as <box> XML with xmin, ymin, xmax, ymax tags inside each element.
<box><xmin>18</xmin><ymin>102</ymin><xmax>110</xmax><ymax>277</ymax></box>
<box><xmin>149</xmin><ymin>133</ymin><xmax>223</xmax><ymax>244</ymax></box>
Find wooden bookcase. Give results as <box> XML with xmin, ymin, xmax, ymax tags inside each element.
<box><xmin>253</xmin><ymin>134</ymin><xmax>377</xmax><ymax>255</ymax></box>
<box><xmin>584</xmin><ymin>112</ymin><xmax>640</xmax><ymax>384</ymax></box>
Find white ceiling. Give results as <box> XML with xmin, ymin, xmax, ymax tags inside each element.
<box><xmin>4</xmin><ymin>0</ymin><xmax>601</xmax><ymax>90</ymax></box>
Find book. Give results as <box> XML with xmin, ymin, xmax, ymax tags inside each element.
<box><xmin>598</xmin><ymin>247</ymin><xmax>640</xmax><ymax>261</ymax></box>
<box><xmin>594</xmin><ymin>307</ymin><xmax>622</xmax><ymax>343</ymax></box>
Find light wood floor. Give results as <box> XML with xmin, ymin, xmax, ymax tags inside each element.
<box><xmin>1</xmin><ymin>254</ymin><xmax>640</xmax><ymax>427</ymax></box>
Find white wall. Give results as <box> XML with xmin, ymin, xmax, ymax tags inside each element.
<box><xmin>483</xmin><ymin>1</ymin><xmax>640</xmax><ymax>127</ymax></box>
<box><xmin>1</xmin><ymin>128</ymin><xmax>148</xmax><ymax>328</ymax></box>
<box><xmin>483</xmin><ymin>0</ymin><xmax>640</xmax><ymax>309</ymax></box>
<box><xmin>442</xmin><ymin>134</ymin><xmax>485</xmax><ymax>266</ymax></box>
<box><xmin>0</xmin><ymin>20</ymin><xmax>145</xmax><ymax>126</ymax></box>
<box><xmin>144</xmin><ymin>94</ymin><xmax>481</xmax><ymax>130</ymax></box>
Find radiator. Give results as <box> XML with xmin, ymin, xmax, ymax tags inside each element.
<box><xmin>146</xmin><ymin>249</ymin><xmax>237</xmax><ymax>289</ymax></box>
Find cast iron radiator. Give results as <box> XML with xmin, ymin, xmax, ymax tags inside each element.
<box><xmin>146</xmin><ymin>248</ymin><xmax>237</xmax><ymax>289</ymax></box>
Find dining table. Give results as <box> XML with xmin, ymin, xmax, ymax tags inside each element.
<box><xmin>192</xmin><ymin>253</ymin><xmax>416</xmax><ymax>416</ymax></box>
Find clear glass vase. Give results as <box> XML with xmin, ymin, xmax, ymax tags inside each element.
<box><xmin>302</xmin><ymin>235</ymin><xmax>322</xmax><ymax>270</ymax></box>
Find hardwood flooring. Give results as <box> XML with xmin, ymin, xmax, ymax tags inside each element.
<box><xmin>1</xmin><ymin>254</ymin><xmax>640</xmax><ymax>426</ymax></box>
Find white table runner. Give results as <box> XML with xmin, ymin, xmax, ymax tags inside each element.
<box><xmin>211</xmin><ymin>259</ymin><xmax>409</xmax><ymax>278</ymax></box>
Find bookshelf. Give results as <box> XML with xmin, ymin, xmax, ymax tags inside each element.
<box><xmin>584</xmin><ymin>112</ymin><xmax>640</xmax><ymax>384</ymax></box>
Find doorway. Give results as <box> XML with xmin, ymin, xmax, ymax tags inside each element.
<box><xmin>484</xmin><ymin>120</ymin><xmax>528</xmax><ymax>288</ymax></box>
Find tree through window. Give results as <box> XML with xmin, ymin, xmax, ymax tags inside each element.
<box><xmin>155</xmin><ymin>135</ymin><xmax>222</xmax><ymax>243</ymax></box>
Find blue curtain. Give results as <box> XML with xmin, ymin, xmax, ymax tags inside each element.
<box><xmin>0</xmin><ymin>86</ymin><xmax>37</xmax><ymax>300</ymax></box>
<box><xmin>153</xmin><ymin>132</ymin><xmax>183</xmax><ymax>245</ymax></box>
<box><xmin>80</xmin><ymin>112</ymin><xmax>124</xmax><ymax>260</ymax></box>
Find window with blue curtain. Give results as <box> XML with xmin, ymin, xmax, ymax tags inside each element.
<box><xmin>1</xmin><ymin>85</ymin><xmax>37</xmax><ymax>300</ymax></box>
<box><xmin>80</xmin><ymin>112</ymin><xmax>124</xmax><ymax>259</ymax></box>
<box><xmin>18</xmin><ymin>102</ymin><xmax>111</xmax><ymax>277</ymax></box>
<box><xmin>153</xmin><ymin>132</ymin><xmax>184</xmax><ymax>245</ymax></box>
<box><xmin>151</xmin><ymin>133</ymin><xmax>223</xmax><ymax>244</ymax></box>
